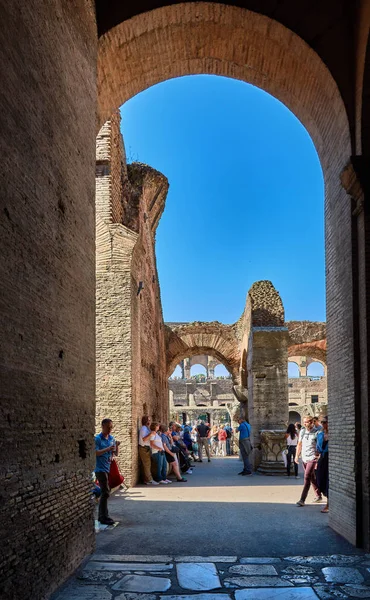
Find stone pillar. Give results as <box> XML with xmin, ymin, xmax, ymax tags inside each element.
<box><xmin>247</xmin><ymin>327</ymin><xmax>289</xmax><ymax>468</ymax></box>
<box><xmin>184</xmin><ymin>358</ymin><xmax>191</xmax><ymax>379</ymax></box>
<box><xmin>299</xmin><ymin>357</ymin><xmax>307</xmax><ymax>377</ymax></box>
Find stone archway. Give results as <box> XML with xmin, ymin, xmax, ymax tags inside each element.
<box><xmin>96</xmin><ymin>3</ymin><xmax>357</xmax><ymax>545</ymax></box>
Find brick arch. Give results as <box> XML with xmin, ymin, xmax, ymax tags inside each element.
<box><xmin>165</xmin><ymin>324</ymin><xmax>240</xmax><ymax>383</ymax></box>
<box><xmin>97</xmin><ymin>2</ymin><xmax>351</xmax><ymax>167</ymax></box>
<box><xmin>288</xmin><ymin>340</ymin><xmax>327</xmax><ymax>365</ymax></box>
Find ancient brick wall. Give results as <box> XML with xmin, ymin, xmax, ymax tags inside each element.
<box><xmin>288</xmin><ymin>377</ymin><xmax>327</xmax><ymax>405</ymax></box>
<box><xmin>96</xmin><ymin>116</ymin><xmax>169</xmax><ymax>486</ymax></box>
<box><xmin>0</xmin><ymin>2</ymin><xmax>97</xmax><ymax>598</ymax></box>
<box><xmin>130</xmin><ymin>165</ymin><xmax>169</xmax><ymax>468</ymax></box>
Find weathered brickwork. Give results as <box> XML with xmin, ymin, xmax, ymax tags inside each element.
<box><xmin>288</xmin><ymin>376</ymin><xmax>327</xmax><ymax>406</ymax></box>
<box><xmin>0</xmin><ymin>1</ymin><xmax>97</xmax><ymax>599</ymax></box>
<box><xmin>96</xmin><ymin>115</ymin><xmax>169</xmax><ymax>486</ymax></box>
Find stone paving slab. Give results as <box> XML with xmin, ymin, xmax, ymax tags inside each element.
<box><xmin>286</xmin><ymin>556</ymin><xmax>362</xmax><ymax>566</ymax></box>
<box><xmin>176</xmin><ymin>563</ymin><xmax>221</xmax><ymax>591</ymax></box>
<box><xmin>116</xmin><ymin>595</ymin><xmax>157</xmax><ymax>600</ymax></box>
<box><xmin>234</xmin><ymin>588</ymin><xmax>320</xmax><ymax>599</ymax></box>
<box><xmin>322</xmin><ymin>567</ymin><xmax>364</xmax><ymax>584</ymax></box>
<box><xmin>92</xmin><ymin>555</ymin><xmax>173</xmax><ymax>562</ymax></box>
<box><xmin>85</xmin><ymin>562</ymin><xmax>173</xmax><ymax>572</ymax></box>
<box><xmin>229</xmin><ymin>564</ymin><xmax>278</xmax><ymax>575</ymax></box>
<box><xmin>112</xmin><ymin>575</ymin><xmax>171</xmax><ymax>593</ymax></box>
<box><xmin>161</xmin><ymin>595</ymin><xmax>232</xmax><ymax>600</ymax></box>
<box><xmin>240</xmin><ymin>557</ymin><xmax>282</xmax><ymax>564</ymax></box>
<box><xmin>313</xmin><ymin>584</ymin><xmax>348</xmax><ymax>600</ymax></box>
<box><xmin>175</xmin><ymin>556</ymin><xmax>237</xmax><ymax>562</ymax></box>
<box><xmin>224</xmin><ymin>576</ymin><xmax>292</xmax><ymax>588</ymax></box>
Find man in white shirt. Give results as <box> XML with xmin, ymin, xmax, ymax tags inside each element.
<box><xmin>295</xmin><ymin>415</ymin><xmax>322</xmax><ymax>506</ymax></box>
<box><xmin>138</xmin><ymin>416</ymin><xmax>158</xmax><ymax>485</ymax></box>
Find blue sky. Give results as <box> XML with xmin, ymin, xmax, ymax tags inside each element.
<box><xmin>120</xmin><ymin>75</ymin><xmax>325</xmax><ymax>376</ymax></box>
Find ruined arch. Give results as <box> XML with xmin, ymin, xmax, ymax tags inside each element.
<box><xmin>288</xmin><ymin>340</ymin><xmax>327</xmax><ymax>365</ymax></box>
<box><xmin>166</xmin><ymin>340</ymin><xmax>239</xmax><ymax>384</ymax></box>
<box><xmin>307</xmin><ymin>360</ymin><xmax>326</xmax><ymax>377</ymax></box>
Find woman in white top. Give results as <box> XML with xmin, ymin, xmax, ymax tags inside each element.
<box><xmin>285</xmin><ymin>423</ymin><xmax>299</xmax><ymax>478</ymax></box>
<box><xmin>149</xmin><ymin>422</ymin><xmax>168</xmax><ymax>484</ymax></box>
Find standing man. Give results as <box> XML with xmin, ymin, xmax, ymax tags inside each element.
<box><xmin>95</xmin><ymin>418</ymin><xmax>117</xmax><ymax>525</ymax></box>
<box><xmin>139</xmin><ymin>416</ymin><xmax>158</xmax><ymax>485</ymax></box>
<box><xmin>236</xmin><ymin>417</ymin><xmax>253</xmax><ymax>476</ymax></box>
<box><xmin>196</xmin><ymin>420</ymin><xmax>211</xmax><ymax>462</ymax></box>
<box><xmin>295</xmin><ymin>415</ymin><xmax>322</xmax><ymax>506</ymax></box>
<box><xmin>224</xmin><ymin>423</ymin><xmax>233</xmax><ymax>455</ymax></box>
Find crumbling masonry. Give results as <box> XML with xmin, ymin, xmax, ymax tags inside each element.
<box><xmin>95</xmin><ymin>113</ymin><xmax>328</xmax><ymax>476</ymax></box>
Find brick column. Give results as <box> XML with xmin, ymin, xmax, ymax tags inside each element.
<box><xmin>341</xmin><ymin>157</ymin><xmax>370</xmax><ymax>549</ymax></box>
<box><xmin>247</xmin><ymin>327</ymin><xmax>289</xmax><ymax>467</ymax></box>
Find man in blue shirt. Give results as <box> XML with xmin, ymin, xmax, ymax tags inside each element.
<box><xmin>236</xmin><ymin>418</ymin><xmax>253</xmax><ymax>476</ymax></box>
<box><xmin>95</xmin><ymin>418</ymin><xmax>117</xmax><ymax>525</ymax></box>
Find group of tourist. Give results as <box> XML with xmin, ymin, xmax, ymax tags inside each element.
<box><xmin>285</xmin><ymin>415</ymin><xmax>329</xmax><ymax>513</ymax></box>
<box><xmin>138</xmin><ymin>417</ymin><xmax>192</xmax><ymax>485</ymax></box>
<box><xmin>138</xmin><ymin>417</ymin><xmax>237</xmax><ymax>485</ymax></box>
<box><xmin>93</xmin><ymin>412</ymin><xmax>327</xmax><ymax>527</ymax></box>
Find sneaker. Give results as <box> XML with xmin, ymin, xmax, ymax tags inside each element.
<box><xmin>186</xmin><ymin>469</ymin><xmax>193</xmax><ymax>474</ymax></box>
<box><xmin>296</xmin><ymin>501</ymin><xmax>305</xmax><ymax>507</ymax></box>
<box><xmin>165</xmin><ymin>479</ymin><xmax>172</xmax><ymax>484</ymax></box>
<box><xmin>176</xmin><ymin>478</ymin><xmax>187</xmax><ymax>482</ymax></box>
<box><xmin>159</xmin><ymin>480</ymin><xmax>168</xmax><ymax>484</ymax></box>
<box><xmin>145</xmin><ymin>480</ymin><xmax>159</xmax><ymax>485</ymax></box>
<box><xmin>295</xmin><ymin>476</ymin><xmax>299</xmax><ymax>479</ymax></box>
<box><xmin>312</xmin><ymin>496</ymin><xmax>323</xmax><ymax>503</ymax></box>
<box><xmin>99</xmin><ymin>518</ymin><xmax>115</xmax><ymax>525</ymax></box>
<box><xmin>198</xmin><ymin>460</ymin><xmax>203</xmax><ymax>463</ymax></box>
<box><xmin>242</xmin><ymin>471</ymin><xmax>252</xmax><ymax>476</ymax></box>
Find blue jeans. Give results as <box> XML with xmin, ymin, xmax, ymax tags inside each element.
<box><xmin>226</xmin><ymin>439</ymin><xmax>231</xmax><ymax>455</ymax></box>
<box><xmin>152</xmin><ymin>451</ymin><xmax>167</xmax><ymax>481</ymax></box>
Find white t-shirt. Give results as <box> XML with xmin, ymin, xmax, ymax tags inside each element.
<box><xmin>299</xmin><ymin>427</ymin><xmax>318</xmax><ymax>462</ymax></box>
<box><xmin>150</xmin><ymin>432</ymin><xmax>164</xmax><ymax>454</ymax></box>
<box><xmin>287</xmin><ymin>435</ymin><xmax>298</xmax><ymax>446</ymax></box>
<box><xmin>139</xmin><ymin>425</ymin><xmax>151</xmax><ymax>447</ymax></box>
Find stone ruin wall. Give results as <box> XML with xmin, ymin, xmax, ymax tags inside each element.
<box><xmin>130</xmin><ymin>165</ymin><xmax>169</xmax><ymax>475</ymax></box>
<box><xmin>96</xmin><ymin>114</ymin><xmax>168</xmax><ymax>486</ymax></box>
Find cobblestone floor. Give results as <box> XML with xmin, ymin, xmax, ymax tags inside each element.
<box><xmin>53</xmin><ymin>553</ymin><xmax>370</xmax><ymax>599</ymax></box>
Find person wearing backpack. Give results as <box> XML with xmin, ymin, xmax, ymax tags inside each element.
<box><xmin>224</xmin><ymin>423</ymin><xmax>233</xmax><ymax>455</ymax></box>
